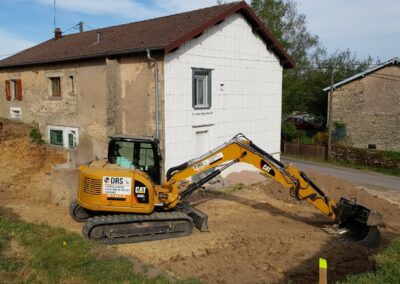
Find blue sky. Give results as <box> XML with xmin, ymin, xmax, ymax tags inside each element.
<box><xmin>0</xmin><ymin>0</ymin><xmax>399</xmax><ymax>62</ymax></box>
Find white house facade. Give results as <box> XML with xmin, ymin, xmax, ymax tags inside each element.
<box><xmin>164</xmin><ymin>13</ymin><xmax>283</xmax><ymax>172</ymax></box>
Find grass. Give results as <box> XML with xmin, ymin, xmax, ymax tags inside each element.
<box><xmin>330</xmin><ymin>159</ymin><xmax>400</xmax><ymax>177</ymax></box>
<box><xmin>341</xmin><ymin>237</ymin><xmax>400</xmax><ymax>284</ymax></box>
<box><xmin>283</xmin><ymin>154</ymin><xmax>400</xmax><ymax>177</ymax></box>
<box><xmin>384</xmin><ymin>151</ymin><xmax>400</xmax><ymax>161</ymax></box>
<box><xmin>0</xmin><ymin>211</ymin><xmax>199</xmax><ymax>284</ymax></box>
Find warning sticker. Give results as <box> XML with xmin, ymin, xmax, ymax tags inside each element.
<box><xmin>102</xmin><ymin>176</ymin><xmax>132</xmax><ymax>195</ymax></box>
<box><xmin>193</xmin><ymin>152</ymin><xmax>224</xmax><ymax>172</ymax></box>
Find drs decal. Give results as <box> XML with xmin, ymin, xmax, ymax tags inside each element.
<box><xmin>260</xmin><ymin>160</ymin><xmax>275</xmax><ymax>176</ymax></box>
<box><xmin>134</xmin><ymin>181</ymin><xmax>149</xmax><ymax>204</ymax></box>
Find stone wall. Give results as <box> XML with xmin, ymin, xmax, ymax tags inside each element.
<box><xmin>0</xmin><ymin>53</ymin><xmax>164</xmax><ymax>166</ymax></box>
<box><xmin>332</xmin><ymin>146</ymin><xmax>400</xmax><ymax>169</ymax></box>
<box><xmin>331</xmin><ymin>65</ymin><xmax>400</xmax><ymax>151</ymax></box>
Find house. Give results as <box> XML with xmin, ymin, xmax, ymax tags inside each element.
<box><xmin>323</xmin><ymin>58</ymin><xmax>400</xmax><ymax>151</ymax></box>
<box><xmin>0</xmin><ymin>1</ymin><xmax>293</xmax><ymax>176</ymax></box>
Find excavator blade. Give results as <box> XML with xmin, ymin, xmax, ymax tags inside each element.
<box><xmin>334</xmin><ymin>197</ymin><xmax>383</xmax><ymax>247</ymax></box>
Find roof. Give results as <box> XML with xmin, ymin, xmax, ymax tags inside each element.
<box><xmin>323</xmin><ymin>57</ymin><xmax>400</xmax><ymax>92</ymax></box>
<box><xmin>0</xmin><ymin>2</ymin><xmax>293</xmax><ymax>69</ymax></box>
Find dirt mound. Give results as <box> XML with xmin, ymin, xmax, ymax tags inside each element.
<box><xmin>0</xmin><ymin>118</ymin><xmax>32</xmax><ymax>141</ymax></box>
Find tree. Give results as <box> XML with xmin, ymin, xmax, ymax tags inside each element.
<box><xmin>250</xmin><ymin>0</ymin><xmax>374</xmax><ymax>118</ymax></box>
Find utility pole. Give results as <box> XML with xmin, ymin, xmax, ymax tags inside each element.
<box><xmin>327</xmin><ymin>66</ymin><xmax>334</xmax><ymax>160</ymax></box>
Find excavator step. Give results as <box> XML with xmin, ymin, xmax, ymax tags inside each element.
<box><xmin>83</xmin><ymin>212</ymin><xmax>193</xmax><ymax>244</ymax></box>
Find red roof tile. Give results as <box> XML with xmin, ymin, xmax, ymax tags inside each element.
<box><xmin>0</xmin><ymin>2</ymin><xmax>293</xmax><ymax>69</ymax></box>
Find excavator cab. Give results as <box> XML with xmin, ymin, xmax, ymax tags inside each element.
<box><xmin>107</xmin><ymin>135</ymin><xmax>161</xmax><ymax>184</ymax></box>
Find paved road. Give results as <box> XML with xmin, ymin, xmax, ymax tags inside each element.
<box><xmin>282</xmin><ymin>156</ymin><xmax>400</xmax><ymax>191</ymax></box>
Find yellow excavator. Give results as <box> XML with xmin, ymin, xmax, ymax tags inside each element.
<box><xmin>70</xmin><ymin>134</ymin><xmax>383</xmax><ymax>246</ymax></box>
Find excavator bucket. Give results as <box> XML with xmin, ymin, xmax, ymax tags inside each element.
<box><xmin>335</xmin><ymin>197</ymin><xmax>383</xmax><ymax>247</ymax></box>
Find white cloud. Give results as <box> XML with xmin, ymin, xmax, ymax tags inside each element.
<box><xmin>0</xmin><ymin>29</ymin><xmax>36</xmax><ymax>58</ymax></box>
<box><xmin>37</xmin><ymin>0</ymin><xmax>160</xmax><ymax>19</ymax></box>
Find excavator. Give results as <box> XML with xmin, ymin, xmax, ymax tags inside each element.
<box><xmin>69</xmin><ymin>133</ymin><xmax>383</xmax><ymax>246</ymax></box>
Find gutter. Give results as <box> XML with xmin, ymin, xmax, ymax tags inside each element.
<box><xmin>146</xmin><ymin>49</ymin><xmax>160</xmax><ymax>140</ymax></box>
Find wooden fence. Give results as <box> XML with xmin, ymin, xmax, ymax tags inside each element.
<box><xmin>282</xmin><ymin>142</ymin><xmax>327</xmax><ymax>160</ymax></box>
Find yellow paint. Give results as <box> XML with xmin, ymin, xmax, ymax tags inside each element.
<box><xmin>319</xmin><ymin>258</ymin><xmax>327</xmax><ymax>269</ymax></box>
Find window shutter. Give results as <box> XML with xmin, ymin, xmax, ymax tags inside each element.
<box><xmin>5</xmin><ymin>80</ymin><xmax>11</xmax><ymax>101</ymax></box>
<box><xmin>207</xmin><ymin>71</ymin><xmax>212</xmax><ymax>108</ymax></box>
<box><xmin>192</xmin><ymin>70</ymin><xmax>196</xmax><ymax>108</ymax></box>
<box><xmin>16</xmin><ymin>79</ymin><xmax>22</xmax><ymax>101</ymax></box>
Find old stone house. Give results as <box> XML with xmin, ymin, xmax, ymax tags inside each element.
<box><xmin>323</xmin><ymin>58</ymin><xmax>400</xmax><ymax>151</ymax></box>
<box><xmin>0</xmin><ymin>2</ymin><xmax>293</xmax><ymax>175</ymax></box>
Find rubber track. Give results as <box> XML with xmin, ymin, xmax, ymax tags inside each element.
<box><xmin>83</xmin><ymin>212</ymin><xmax>193</xmax><ymax>244</ymax></box>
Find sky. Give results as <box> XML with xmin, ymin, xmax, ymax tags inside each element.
<box><xmin>0</xmin><ymin>0</ymin><xmax>399</xmax><ymax>62</ymax></box>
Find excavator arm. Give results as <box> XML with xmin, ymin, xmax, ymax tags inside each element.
<box><xmin>163</xmin><ymin>134</ymin><xmax>383</xmax><ymax>245</ymax></box>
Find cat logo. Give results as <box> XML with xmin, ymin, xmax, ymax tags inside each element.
<box><xmin>135</xmin><ymin>186</ymin><xmax>147</xmax><ymax>194</ymax></box>
<box><xmin>260</xmin><ymin>160</ymin><xmax>275</xmax><ymax>176</ymax></box>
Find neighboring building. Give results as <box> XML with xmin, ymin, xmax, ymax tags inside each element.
<box><xmin>0</xmin><ymin>2</ymin><xmax>293</xmax><ymax>175</ymax></box>
<box><xmin>323</xmin><ymin>58</ymin><xmax>400</xmax><ymax>151</ymax></box>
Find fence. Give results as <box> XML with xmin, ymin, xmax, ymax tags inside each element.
<box><xmin>282</xmin><ymin>142</ymin><xmax>327</xmax><ymax>160</ymax></box>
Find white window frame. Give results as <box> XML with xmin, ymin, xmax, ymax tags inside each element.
<box><xmin>10</xmin><ymin>79</ymin><xmax>18</xmax><ymax>100</ymax></box>
<box><xmin>192</xmin><ymin>68</ymin><xmax>212</xmax><ymax>109</ymax></box>
<box><xmin>47</xmin><ymin>125</ymin><xmax>79</xmax><ymax>148</ymax></box>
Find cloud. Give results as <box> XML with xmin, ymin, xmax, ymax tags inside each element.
<box><xmin>36</xmin><ymin>0</ymin><xmax>160</xmax><ymax>19</ymax></box>
<box><xmin>0</xmin><ymin>29</ymin><xmax>36</xmax><ymax>58</ymax></box>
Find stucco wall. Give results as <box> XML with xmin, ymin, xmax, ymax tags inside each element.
<box><xmin>0</xmin><ymin>54</ymin><xmax>164</xmax><ymax>165</ymax></box>
<box><xmin>332</xmin><ymin>65</ymin><xmax>400</xmax><ymax>151</ymax></box>
<box><xmin>164</xmin><ymin>13</ymin><xmax>283</xmax><ymax>172</ymax></box>
<box><xmin>0</xmin><ymin>60</ymin><xmax>109</xmax><ymax>163</ymax></box>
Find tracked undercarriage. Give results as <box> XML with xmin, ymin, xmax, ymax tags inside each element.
<box><xmin>70</xmin><ymin>201</ymin><xmax>208</xmax><ymax>244</ymax></box>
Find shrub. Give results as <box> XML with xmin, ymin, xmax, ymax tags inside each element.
<box><xmin>281</xmin><ymin>122</ymin><xmax>297</xmax><ymax>142</ymax></box>
<box><xmin>30</xmin><ymin>127</ymin><xmax>45</xmax><ymax>144</ymax></box>
<box><xmin>333</xmin><ymin>120</ymin><xmax>346</xmax><ymax>129</ymax></box>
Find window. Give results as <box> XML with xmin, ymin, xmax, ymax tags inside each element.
<box><xmin>192</xmin><ymin>68</ymin><xmax>212</xmax><ymax>109</ymax></box>
<box><xmin>50</xmin><ymin>77</ymin><xmax>61</xmax><ymax>97</ymax></box>
<box><xmin>50</xmin><ymin>130</ymin><xmax>64</xmax><ymax>146</ymax></box>
<box><xmin>48</xmin><ymin>126</ymin><xmax>79</xmax><ymax>148</ymax></box>
<box><xmin>5</xmin><ymin>79</ymin><xmax>22</xmax><ymax>101</ymax></box>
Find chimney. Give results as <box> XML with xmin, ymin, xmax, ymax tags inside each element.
<box><xmin>96</xmin><ymin>32</ymin><xmax>101</xmax><ymax>43</ymax></box>
<box><xmin>54</xmin><ymin>28</ymin><xmax>62</xmax><ymax>40</ymax></box>
<box><xmin>79</xmin><ymin>21</ymin><xmax>84</xmax><ymax>33</ymax></box>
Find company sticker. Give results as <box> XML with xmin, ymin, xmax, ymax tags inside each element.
<box><xmin>193</xmin><ymin>152</ymin><xmax>224</xmax><ymax>172</ymax></box>
<box><xmin>102</xmin><ymin>176</ymin><xmax>132</xmax><ymax>195</ymax></box>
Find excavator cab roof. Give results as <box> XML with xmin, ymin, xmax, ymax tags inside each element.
<box><xmin>110</xmin><ymin>134</ymin><xmax>159</xmax><ymax>144</ymax></box>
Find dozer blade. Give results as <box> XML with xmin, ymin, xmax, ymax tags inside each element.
<box><xmin>181</xmin><ymin>203</ymin><xmax>209</xmax><ymax>232</ymax></box>
<box><xmin>334</xmin><ymin>197</ymin><xmax>383</xmax><ymax>248</ymax></box>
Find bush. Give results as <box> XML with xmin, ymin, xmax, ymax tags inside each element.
<box><xmin>333</xmin><ymin>120</ymin><xmax>346</xmax><ymax>129</ymax></box>
<box><xmin>30</xmin><ymin>127</ymin><xmax>45</xmax><ymax>144</ymax></box>
<box><xmin>281</xmin><ymin>122</ymin><xmax>297</xmax><ymax>142</ymax></box>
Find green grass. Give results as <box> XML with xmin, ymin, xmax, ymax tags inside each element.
<box><xmin>340</xmin><ymin>237</ymin><xmax>400</xmax><ymax>284</ymax></box>
<box><xmin>283</xmin><ymin>154</ymin><xmax>400</xmax><ymax>177</ymax></box>
<box><xmin>384</xmin><ymin>151</ymin><xmax>400</xmax><ymax>161</ymax></box>
<box><xmin>0</xmin><ymin>211</ymin><xmax>200</xmax><ymax>284</ymax></box>
<box><xmin>330</xmin><ymin>159</ymin><xmax>400</xmax><ymax>177</ymax></box>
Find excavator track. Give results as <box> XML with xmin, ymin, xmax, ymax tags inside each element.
<box><xmin>83</xmin><ymin>212</ymin><xmax>193</xmax><ymax>244</ymax></box>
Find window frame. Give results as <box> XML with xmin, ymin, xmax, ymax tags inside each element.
<box><xmin>192</xmin><ymin>68</ymin><xmax>212</xmax><ymax>109</ymax></box>
<box><xmin>50</xmin><ymin>77</ymin><xmax>61</xmax><ymax>97</ymax></box>
<box><xmin>47</xmin><ymin>125</ymin><xmax>79</xmax><ymax>148</ymax></box>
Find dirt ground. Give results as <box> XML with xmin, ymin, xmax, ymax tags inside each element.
<box><xmin>1</xmin><ymin>119</ymin><xmax>400</xmax><ymax>283</ymax></box>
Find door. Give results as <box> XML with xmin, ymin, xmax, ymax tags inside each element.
<box><xmin>195</xmin><ymin>130</ymin><xmax>209</xmax><ymax>157</ymax></box>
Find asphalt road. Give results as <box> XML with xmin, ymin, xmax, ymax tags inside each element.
<box><xmin>282</xmin><ymin>156</ymin><xmax>400</xmax><ymax>191</ymax></box>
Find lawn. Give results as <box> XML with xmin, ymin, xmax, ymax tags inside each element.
<box><xmin>0</xmin><ymin>209</ymin><xmax>198</xmax><ymax>284</ymax></box>
<box><xmin>341</xmin><ymin>237</ymin><xmax>400</xmax><ymax>284</ymax></box>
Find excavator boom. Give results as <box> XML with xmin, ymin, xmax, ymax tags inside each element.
<box><xmin>164</xmin><ymin>134</ymin><xmax>383</xmax><ymax>245</ymax></box>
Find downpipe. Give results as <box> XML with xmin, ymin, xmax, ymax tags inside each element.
<box><xmin>146</xmin><ymin>49</ymin><xmax>160</xmax><ymax>140</ymax></box>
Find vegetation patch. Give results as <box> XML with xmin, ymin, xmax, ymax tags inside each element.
<box><xmin>0</xmin><ymin>211</ymin><xmax>199</xmax><ymax>284</ymax></box>
<box><xmin>341</xmin><ymin>237</ymin><xmax>400</xmax><ymax>284</ymax></box>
